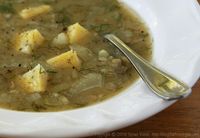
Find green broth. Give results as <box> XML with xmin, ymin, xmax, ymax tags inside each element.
<box><xmin>0</xmin><ymin>0</ymin><xmax>152</xmax><ymax>112</ymax></box>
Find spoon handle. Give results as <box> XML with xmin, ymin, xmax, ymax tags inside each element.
<box><xmin>105</xmin><ymin>34</ymin><xmax>191</xmax><ymax>100</ymax></box>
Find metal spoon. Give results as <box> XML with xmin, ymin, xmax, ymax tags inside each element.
<box><xmin>104</xmin><ymin>34</ymin><xmax>191</xmax><ymax>100</ymax></box>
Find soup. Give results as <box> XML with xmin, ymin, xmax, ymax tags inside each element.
<box><xmin>0</xmin><ymin>0</ymin><xmax>152</xmax><ymax>112</ymax></box>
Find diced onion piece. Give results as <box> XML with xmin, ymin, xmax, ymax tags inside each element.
<box><xmin>69</xmin><ymin>73</ymin><xmax>103</xmax><ymax>94</ymax></box>
<box><xmin>19</xmin><ymin>5</ymin><xmax>52</xmax><ymax>19</ymax></box>
<box><xmin>47</xmin><ymin>50</ymin><xmax>81</xmax><ymax>70</ymax></box>
<box><xmin>98</xmin><ymin>49</ymin><xmax>110</xmax><ymax>61</ymax></box>
<box><xmin>52</xmin><ymin>32</ymin><xmax>69</xmax><ymax>46</ymax></box>
<box><xmin>44</xmin><ymin>94</ymin><xmax>69</xmax><ymax>106</ymax></box>
<box><xmin>15</xmin><ymin>29</ymin><xmax>45</xmax><ymax>54</ymax></box>
<box><xmin>70</xmin><ymin>45</ymin><xmax>94</xmax><ymax>61</ymax></box>
<box><xmin>15</xmin><ymin>64</ymin><xmax>48</xmax><ymax>93</ymax></box>
<box><xmin>67</xmin><ymin>23</ymin><xmax>90</xmax><ymax>44</ymax></box>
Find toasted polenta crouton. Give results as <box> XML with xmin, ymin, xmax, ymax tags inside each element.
<box><xmin>15</xmin><ymin>64</ymin><xmax>48</xmax><ymax>93</ymax></box>
<box><xmin>19</xmin><ymin>5</ymin><xmax>52</xmax><ymax>19</ymax></box>
<box><xmin>47</xmin><ymin>50</ymin><xmax>81</xmax><ymax>70</ymax></box>
<box><xmin>15</xmin><ymin>29</ymin><xmax>45</xmax><ymax>54</ymax></box>
<box><xmin>67</xmin><ymin>23</ymin><xmax>90</xmax><ymax>44</ymax></box>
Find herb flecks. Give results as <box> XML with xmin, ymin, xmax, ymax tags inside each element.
<box><xmin>90</xmin><ymin>24</ymin><xmax>111</xmax><ymax>34</ymax></box>
<box><xmin>0</xmin><ymin>3</ymin><xmax>15</xmax><ymax>13</ymax></box>
<box><xmin>46</xmin><ymin>70</ymin><xmax>57</xmax><ymax>74</ymax></box>
<box><xmin>55</xmin><ymin>9</ymin><xmax>71</xmax><ymax>25</ymax></box>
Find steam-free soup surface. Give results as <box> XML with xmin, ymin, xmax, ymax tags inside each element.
<box><xmin>0</xmin><ymin>0</ymin><xmax>152</xmax><ymax>112</ymax></box>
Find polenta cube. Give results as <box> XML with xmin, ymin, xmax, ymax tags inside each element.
<box><xmin>15</xmin><ymin>64</ymin><xmax>48</xmax><ymax>93</ymax></box>
<box><xmin>19</xmin><ymin>5</ymin><xmax>52</xmax><ymax>19</ymax></box>
<box><xmin>67</xmin><ymin>23</ymin><xmax>90</xmax><ymax>44</ymax></box>
<box><xmin>15</xmin><ymin>29</ymin><xmax>45</xmax><ymax>54</ymax></box>
<box><xmin>47</xmin><ymin>50</ymin><xmax>81</xmax><ymax>70</ymax></box>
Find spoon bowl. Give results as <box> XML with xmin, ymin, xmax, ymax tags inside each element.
<box><xmin>105</xmin><ymin>34</ymin><xmax>191</xmax><ymax>100</ymax></box>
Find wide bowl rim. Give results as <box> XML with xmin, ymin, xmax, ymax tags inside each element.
<box><xmin>0</xmin><ymin>0</ymin><xmax>199</xmax><ymax>137</ymax></box>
